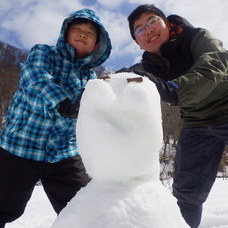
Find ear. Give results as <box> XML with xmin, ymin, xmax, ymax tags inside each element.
<box><xmin>134</xmin><ymin>40</ymin><xmax>143</xmax><ymax>50</ymax></box>
<box><xmin>134</xmin><ymin>39</ymin><xmax>140</xmax><ymax>46</ymax></box>
<box><xmin>93</xmin><ymin>43</ymin><xmax>99</xmax><ymax>51</ymax></box>
<box><xmin>164</xmin><ymin>19</ymin><xmax>171</xmax><ymax>31</ymax></box>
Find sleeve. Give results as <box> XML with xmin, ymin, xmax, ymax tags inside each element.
<box><xmin>117</xmin><ymin>64</ymin><xmax>178</xmax><ymax>106</ymax></box>
<box><xmin>172</xmin><ymin>29</ymin><xmax>228</xmax><ymax>106</ymax></box>
<box><xmin>19</xmin><ymin>44</ymin><xmax>67</xmax><ymax>112</ymax></box>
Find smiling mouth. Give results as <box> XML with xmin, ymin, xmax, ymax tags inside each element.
<box><xmin>76</xmin><ymin>40</ymin><xmax>86</xmax><ymax>44</ymax></box>
<box><xmin>149</xmin><ymin>35</ymin><xmax>159</xmax><ymax>42</ymax></box>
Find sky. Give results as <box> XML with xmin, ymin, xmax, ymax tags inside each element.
<box><xmin>5</xmin><ymin>72</ymin><xmax>228</xmax><ymax>227</ymax></box>
<box><xmin>1</xmin><ymin>0</ymin><xmax>228</xmax><ymax>70</ymax></box>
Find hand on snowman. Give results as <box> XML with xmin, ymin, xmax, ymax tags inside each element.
<box><xmin>132</xmin><ymin>69</ymin><xmax>178</xmax><ymax>106</ymax></box>
<box><xmin>99</xmin><ymin>75</ymin><xmax>143</xmax><ymax>83</ymax></box>
<box><xmin>58</xmin><ymin>90</ymin><xmax>84</xmax><ymax>119</ymax></box>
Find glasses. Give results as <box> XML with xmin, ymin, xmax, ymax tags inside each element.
<box><xmin>134</xmin><ymin>16</ymin><xmax>161</xmax><ymax>37</ymax></box>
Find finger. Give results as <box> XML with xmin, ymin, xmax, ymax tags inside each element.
<box><xmin>99</xmin><ymin>76</ymin><xmax>111</xmax><ymax>80</ymax></box>
<box><xmin>127</xmin><ymin>77</ymin><xmax>143</xmax><ymax>83</ymax></box>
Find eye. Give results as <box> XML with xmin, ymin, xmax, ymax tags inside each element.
<box><xmin>87</xmin><ymin>32</ymin><xmax>96</xmax><ymax>37</ymax></box>
<box><xmin>71</xmin><ymin>27</ymin><xmax>80</xmax><ymax>32</ymax></box>
<box><xmin>135</xmin><ymin>27</ymin><xmax>144</xmax><ymax>36</ymax></box>
<box><xmin>148</xmin><ymin>20</ymin><xmax>156</xmax><ymax>26</ymax></box>
<box><xmin>147</xmin><ymin>17</ymin><xmax>160</xmax><ymax>27</ymax></box>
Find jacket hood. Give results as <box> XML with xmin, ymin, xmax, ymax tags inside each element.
<box><xmin>57</xmin><ymin>8</ymin><xmax>112</xmax><ymax>68</ymax></box>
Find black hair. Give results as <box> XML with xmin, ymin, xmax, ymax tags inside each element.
<box><xmin>128</xmin><ymin>4</ymin><xmax>166</xmax><ymax>40</ymax></box>
<box><xmin>66</xmin><ymin>18</ymin><xmax>101</xmax><ymax>43</ymax></box>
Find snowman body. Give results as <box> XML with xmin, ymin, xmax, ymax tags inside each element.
<box><xmin>52</xmin><ymin>73</ymin><xmax>187</xmax><ymax>228</ymax></box>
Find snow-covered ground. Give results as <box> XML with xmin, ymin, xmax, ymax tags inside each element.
<box><xmin>200</xmin><ymin>178</ymin><xmax>228</xmax><ymax>228</ymax></box>
<box><xmin>6</xmin><ymin>185</ymin><xmax>56</xmax><ymax>228</ymax></box>
<box><xmin>6</xmin><ymin>179</ymin><xmax>228</xmax><ymax>228</ymax></box>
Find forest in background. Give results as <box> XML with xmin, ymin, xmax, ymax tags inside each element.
<box><xmin>0</xmin><ymin>41</ymin><xmax>227</xmax><ymax>180</ymax></box>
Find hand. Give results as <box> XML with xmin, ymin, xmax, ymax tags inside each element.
<box><xmin>99</xmin><ymin>75</ymin><xmax>143</xmax><ymax>83</ymax></box>
<box><xmin>127</xmin><ymin>77</ymin><xmax>143</xmax><ymax>83</ymax></box>
<box><xmin>99</xmin><ymin>75</ymin><xmax>111</xmax><ymax>80</ymax></box>
<box><xmin>58</xmin><ymin>98</ymin><xmax>80</xmax><ymax>119</ymax></box>
<box><xmin>132</xmin><ymin>69</ymin><xmax>178</xmax><ymax>106</ymax></box>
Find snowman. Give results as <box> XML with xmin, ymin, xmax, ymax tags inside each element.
<box><xmin>52</xmin><ymin>72</ymin><xmax>188</xmax><ymax>228</ymax></box>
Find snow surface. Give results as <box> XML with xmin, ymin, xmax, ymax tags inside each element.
<box><xmin>6</xmin><ymin>73</ymin><xmax>228</xmax><ymax>228</ymax></box>
<box><xmin>6</xmin><ymin>179</ymin><xmax>228</xmax><ymax>228</ymax></box>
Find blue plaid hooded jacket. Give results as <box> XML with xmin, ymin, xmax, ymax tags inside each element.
<box><xmin>0</xmin><ymin>9</ymin><xmax>112</xmax><ymax>162</ymax></box>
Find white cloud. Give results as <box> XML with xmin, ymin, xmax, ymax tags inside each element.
<box><xmin>1</xmin><ymin>0</ymin><xmax>228</xmax><ymax>68</ymax></box>
<box><xmin>96</xmin><ymin>0</ymin><xmax>125</xmax><ymax>9</ymax></box>
<box><xmin>2</xmin><ymin>9</ymin><xmax>62</xmax><ymax>47</ymax></box>
<box><xmin>0</xmin><ymin>0</ymin><xmax>30</xmax><ymax>14</ymax></box>
<box><xmin>97</xmin><ymin>10</ymin><xmax>131</xmax><ymax>56</ymax></box>
<box><xmin>0</xmin><ymin>0</ymin><xmax>85</xmax><ymax>48</ymax></box>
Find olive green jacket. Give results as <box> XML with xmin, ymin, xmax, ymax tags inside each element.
<box><xmin>172</xmin><ymin>29</ymin><xmax>228</xmax><ymax>127</ymax></box>
<box><xmin>119</xmin><ymin>17</ymin><xmax>228</xmax><ymax>128</ymax></box>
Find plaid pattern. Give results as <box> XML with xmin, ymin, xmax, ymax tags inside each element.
<box><xmin>0</xmin><ymin>9</ymin><xmax>111</xmax><ymax>162</ymax></box>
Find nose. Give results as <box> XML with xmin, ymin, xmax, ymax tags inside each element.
<box><xmin>79</xmin><ymin>32</ymin><xmax>86</xmax><ymax>38</ymax></box>
<box><xmin>145</xmin><ymin>25</ymin><xmax>155</xmax><ymax>35</ymax></box>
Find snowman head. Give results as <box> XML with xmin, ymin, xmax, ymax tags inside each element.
<box><xmin>77</xmin><ymin>72</ymin><xmax>163</xmax><ymax>182</ymax></box>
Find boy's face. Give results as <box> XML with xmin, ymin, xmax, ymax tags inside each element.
<box><xmin>133</xmin><ymin>13</ymin><xmax>170</xmax><ymax>55</ymax></box>
<box><xmin>66</xmin><ymin>22</ymin><xmax>99</xmax><ymax>59</ymax></box>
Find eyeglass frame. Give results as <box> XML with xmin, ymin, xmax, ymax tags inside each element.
<box><xmin>134</xmin><ymin>15</ymin><xmax>162</xmax><ymax>37</ymax></box>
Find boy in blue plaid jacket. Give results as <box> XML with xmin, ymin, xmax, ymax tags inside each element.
<box><xmin>0</xmin><ymin>8</ymin><xmax>111</xmax><ymax>227</ymax></box>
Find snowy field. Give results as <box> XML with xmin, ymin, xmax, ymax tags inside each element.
<box><xmin>6</xmin><ymin>178</ymin><xmax>228</xmax><ymax>228</ymax></box>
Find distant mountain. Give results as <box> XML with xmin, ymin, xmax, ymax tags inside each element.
<box><xmin>0</xmin><ymin>41</ymin><xmax>28</xmax><ymax>65</ymax></box>
<box><xmin>0</xmin><ymin>41</ymin><xmax>28</xmax><ymax>125</ymax></box>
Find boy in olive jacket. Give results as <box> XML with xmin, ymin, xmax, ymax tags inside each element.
<box><xmin>0</xmin><ymin>8</ymin><xmax>111</xmax><ymax>228</ymax></box>
<box><xmin>124</xmin><ymin>4</ymin><xmax>228</xmax><ymax>228</ymax></box>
